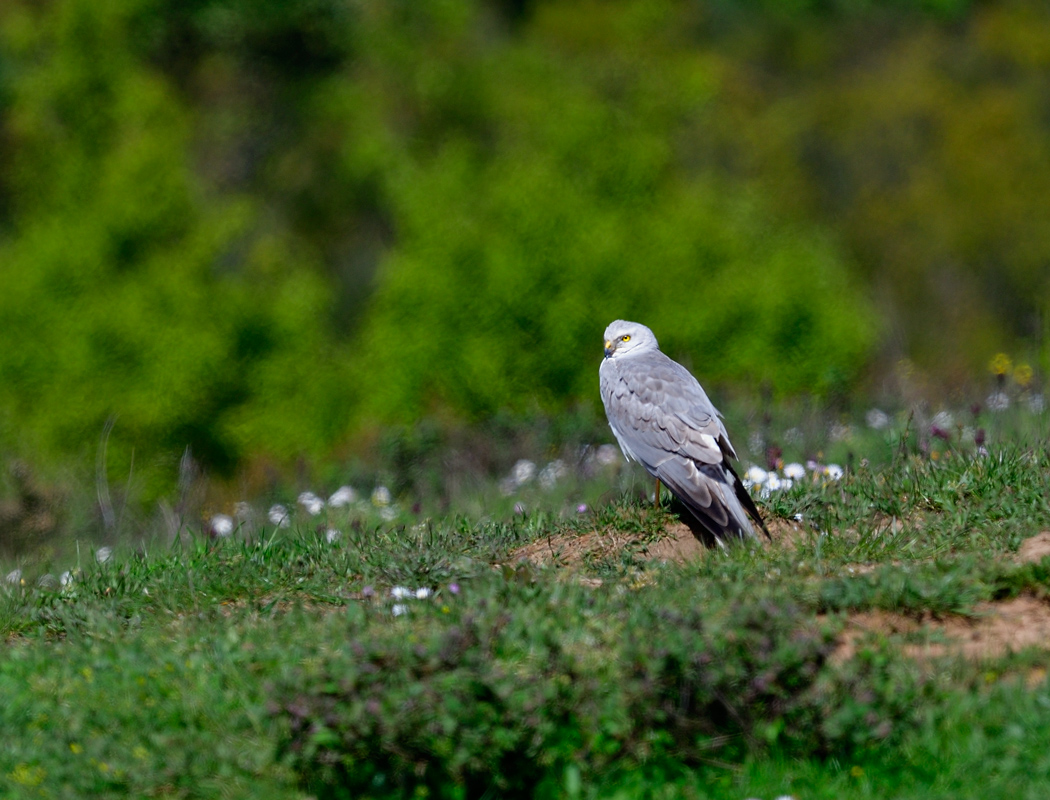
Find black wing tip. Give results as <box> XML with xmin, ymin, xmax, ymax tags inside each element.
<box><xmin>724</xmin><ymin>461</ymin><xmax>771</xmax><ymax>541</ymax></box>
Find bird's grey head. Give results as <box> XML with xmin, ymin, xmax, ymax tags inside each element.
<box><xmin>603</xmin><ymin>320</ymin><xmax>659</xmax><ymax>360</ymax></box>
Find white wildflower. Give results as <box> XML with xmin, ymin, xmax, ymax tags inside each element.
<box><xmin>538</xmin><ymin>460</ymin><xmax>568</xmax><ymax>490</ymax></box>
<box><xmin>325</xmin><ymin>528</ymin><xmax>341</xmax><ymax>544</ymax></box>
<box><xmin>500</xmin><ymin>459</ymin><xmax>537</xmax><ymax>495</ymax></box>
<box><xmin>234</xmin><ymin>502</ymin><xmax>252</xmax><ymax>521</ymax></box>
<box><xmin>95</xmin><ymin>547</ymin><xmax>112</xmax><ymax>564</ymax></box>
<box><xmin>932</xmin><ymin>410</ymin><xmax>954</xmax><ymax>429</ymax></box>
<box><xmin>987</xmin><ymin>391</ymin><xmax>1010</xmax><ymax>412</ymax></box>
<box><xmin>783</xmin><ymin>426</ymin><xmax>803</xmax><ymax>444</ymax></box>
<box><xmin>371</xmin><ymin>485</ymin><xmax>392</xmax><ymax>507</ymax></box>
<box><xmin>391</xmin><ymin>604</ymin><xmax>408</xmax><ymax>617</ymax></box>
<box><xmin>328</xmin><ymin>485</ymin><xmax>357</xmax><ymax>507</ymax></box>
<box><xmin>865</xmin><ymin>408</ymin><xmax>890</xmax><ymax>430</ymax></box>
<box><xmin>5</xmin><ymin>569</ymin><xmax>22</xmax><ymax>585</ymax></box>
<box><xmin>390</xmin><ymin>586</ymin><xmax>412</xmax><ymax>599</ymax></box>
<box><xmin>268</xmin><ymin>504</ymin><xmax>291</xmax><ymax>528</ymax></box>
<box><xmin>415</xmin><ymin>587</ymin><xmax>432</xmax><ymax>600</ymax></box>
<box><xmin>379</xmin><ymin>506</ymin><xmax>397</xmax><ymax>522</ymax></box>
<box><xmin>511</xmin><ymin>460</ymin><xmax>535</xmax><ymax>486</ymax></box>
<box><xmin>37</xmin><ymin>573</ymin><xmax>56</xmax><ymax>589</ymax></box>
<box><xmin>829</xmin><ymin>422</ymin><xmax>853</xmax><ymax>441</ymax></box>
<box><xmin>745</xmin><ymin>466</ymin><xmax>768</xmax><ymax>485</ymax></box>
<box><xmin>210</xmin><ymin>514</ymin><xmax>234</xmax><ymax>538</ymax></box>
<box><xmin>748</xmin><ymin>431</ymin><xmax>764</xmax><ymax>453</ymax></box>
<box><xmin>1026</xmin><ymin>393</ymin><xmax>1045</xmax><ymax>413</ymax></box>
<box><xmin>783</xmin><ymin>462</ymin><xmax>806</xmax><ymax>480</ymax></box>
<box><xmin>595</xmin><ymin>444</ymin><xmax>621</xmax><ymax>466</ymax></box>
<box><xmin>766</xmin><ymin>474</ymin><xmax>783</xmax><ymax>492</ymax></box>
<box><xmin>60</xmin><ymin>571</ymin><xmax>74</xmax><ymax>588</ymax></box>
<box><xmin>825</xmin><ymin>464</ymin><xmax>844</xmax><ymax>481</ymax></box>
<box><xmin>298</xmin><ymin>491</ymin><xmax>325</xmax><ymax>516</ymax></box>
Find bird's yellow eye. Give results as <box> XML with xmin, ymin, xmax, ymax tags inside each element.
<box><xmin>621</xmin><ymin>335</ymin><xmax>630</xmax><ymax>342</ymax></box>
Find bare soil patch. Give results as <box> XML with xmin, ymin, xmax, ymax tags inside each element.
<box><xmin>835</xmin><ymin>532</ymin><xmax>1050</xmax><ymax>664</ymax></box>
<box><xmin>1017</xmin><ymin>531</ymin><xmax>1050</xmax><ymax>564</ymax></box>
<box><xmin>835</xmin><ymin>595</ymin><xmax>1050</xmax><ymax>663</ymax></box>
<box><xmin>766</xmin><ymin>517</ymin><xmax>809</xmax><ymax>549</ymax></box>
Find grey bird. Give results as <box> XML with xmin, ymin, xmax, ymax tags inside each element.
<box><xmin>599</xmin><ymin>320</ymin><xmax>768</xmax><ymax>544</ymax></box>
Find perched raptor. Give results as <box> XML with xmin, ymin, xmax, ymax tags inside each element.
<box><xmin>598</xmin><ymin>319</ymin><xmax>768</xmax><ymax>544</ymax></box>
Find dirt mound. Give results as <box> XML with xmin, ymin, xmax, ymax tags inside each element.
<box><xmin>510</xmin><ymin>515</ymin><xmax>807</xmax><ymax>568</ymax></box>
<box><xmin>835</xmin><ymin>595</ymin><xmax>1050</xmax><ymax>663</ymax></box>
<box><xmin>766</xmin><ymin>517</ymin><xmax>810</xmax><ymax>549</ymax></box>
<box><xmin>510</xmin><ymin>520</ymin><xmax>705</xmax><ymax>567</ymax></box>
<box><xmin>1017</xmin><ymin>531</ymin><xmax>1050</xmax><ymax>564</ymax></box>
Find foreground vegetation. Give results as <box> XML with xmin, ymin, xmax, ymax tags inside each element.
<box><xmin>2</xmin><ymin>441</ymin><xmax>1050</xmax><ymax>798</ymax></box>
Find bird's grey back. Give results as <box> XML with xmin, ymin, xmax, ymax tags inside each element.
<box><xmin>599</xmin><ymin>346</ymin><xmax>735</xmax><ymax>464</ymax></box>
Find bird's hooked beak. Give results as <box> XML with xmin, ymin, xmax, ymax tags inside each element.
<box><xmin>603</xmin><ymin>339</ymin><xmax>615</xmax><ymax>359</ymax></box>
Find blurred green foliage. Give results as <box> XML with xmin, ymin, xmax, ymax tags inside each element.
<box><xmin>0</xmin><ymin>0</ymin><xmax>1047</xmax><ymax>489</ymax></box>
<box><xmin>0</xmin><ymin>0</ymin><xmax>355</xmax><ymax>485</ymax></box>
<box><xmin>354</xmin><ymin>1</ymin><xmax>875</xmax><ymax>419</ymax></box>
<box><xmin>703</xmin><ymin>0</ymin><xmax>1050</xmax><ymax>375</ymax></box>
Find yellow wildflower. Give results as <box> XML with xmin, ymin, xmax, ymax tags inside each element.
<box><xmin>1014</xmin><ymin>363</ymin><xmax>1033</xmax><ymax>387</ymax></box>
<box><xmin>990</xmin><ymin>353</ymin><xmax>1012</xmax><ymax>376</ymax></box>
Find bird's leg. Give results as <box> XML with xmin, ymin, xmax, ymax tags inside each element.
<box><xmin>654</xmin><ymin>478</ymin><xmax>661</xmax><ymax>506</ymax></box>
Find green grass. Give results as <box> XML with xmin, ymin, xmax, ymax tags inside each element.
<box><xmin>2</xmin><ymin>444</ymin><xmax>1050</xmax><ymax>798</ymax></box>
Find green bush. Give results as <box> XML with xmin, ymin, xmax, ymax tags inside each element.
<box><xmin>0</xmin><ymin>0</ymin><xmax>355</xmax><ymax>493</ymax></box>
<box><xmin>271</xmin><ymin>584</ymin><xmax>934</xmax><ymax>798</ymax></box>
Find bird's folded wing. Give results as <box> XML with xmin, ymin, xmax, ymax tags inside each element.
<box><xmin>604</xmin><ymin>353</ymin><xmax>731</xmax><ymax>471</ymax></box>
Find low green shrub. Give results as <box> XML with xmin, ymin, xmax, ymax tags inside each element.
<box><xmin>270</xmin><ymin>581</ymin><xmax>933</xmax><ymax>798</ymax></box>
